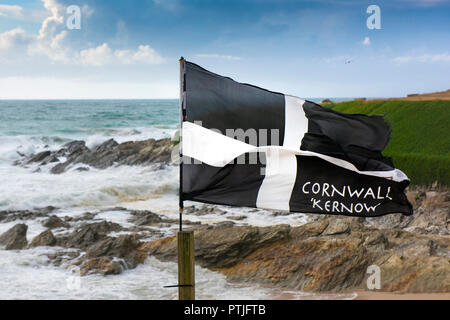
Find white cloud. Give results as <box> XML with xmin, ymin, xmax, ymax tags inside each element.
<box><xmin>0</xmin><ymin>0</ymin><xmax>165</xmax><ymax>66</ymax></box>
<box><xmin>81</xmin><ymin>43</ymin><xmax>165</xmax><ymax>66</ymax></box>
<box><xmin>80</xmin><ymin>43</ymin><xmax>113</xmax><ymax>66</ymax></box>
<box><xmin>0</xmin><ymin>28</ymin><xmax>33</xmax><ymax>58</ymax></box>
<box><xmin>22</xmin><ymin>0</ymin><xmax>71</xmax><ymax>62</ymax></box>
<box><xmin>393</xmin><ymin>53</ymin><xmax>450</xmax><ymax>63</ymax></box>
<box><xmin>124</xmin><ymin>45</ymin><xmax>165</xmax><ymax>64</ymax></box>
<box><xmin>38</xmin><ymin>0</ymin><xmax>65</xmax><ymax>40</ymax></box>
<box><xmin>0</xmin><ymin>4</ymin><xmax>24</xmax><ymax>19</ymax></box>
<box><xmin>0</xmin><ymin>4</ymin><xmax>48</xmax><ymax>22</ymax></box>
<box><xmin>362</xmin><ymin>37</ymin><xmax>371</xmax><ymax>46</ymax></box>
<box><xmin>195</xmin><ymin>54</ymin><xmax>241</xmax><ymax>60</ymax></box>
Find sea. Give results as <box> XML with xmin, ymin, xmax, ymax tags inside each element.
<box><xmin>0</xmin><ymin>99</ymin><xmax>358</xmax><ymax>300</ymax></box>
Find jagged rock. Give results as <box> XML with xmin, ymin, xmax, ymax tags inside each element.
<box><xmin>77</xmin><ymin>235</ymin><xmax>143</xmax><ymax>275</ymax></box>
<box><xmin>51</xmin><ymin>162</ymin><xmax>70</xmax><ymax>174</ymax></box>
<box><xmin>40</xmin><ymin>154</ymin><xmax>59</xmax><ymax>165</ymax></box>
<box><xmin>227</xmin><ymin>215</ymin><xmax>247</xmax><ymax>221</ymax></box>
<box><xmin>63</xmin><ymin>140</ymin><xmax>89</xmax><ymax>156</ymax></box>
<box><xmin>127</xmin><ymin>210</ymin><xmax>177</xmax><ymax>227</ymax></box>
<box><xmin>0</xmin><ymin>224</ymin><xmax>28</xmax><ymax>250</ymax></box>
<box><xmin>271</xmin><ymin>211</ymin><xmax>292</xmax><ymax>217</ymax></box>
<box><xmin>41</xmin><ymin>138</ymin><xmax>174</xmax><ymax>174</ymax></box>
<box><xmin>28</xmin><ymin>230</ymin><xmax>56</xmax><ymax>248</ymax></box>
<box><xmin>63</xmin><ymin>212</ymin><xmax>96</xmax><ymax>222</ymax></box>
<box><xmin>86</xmin><ymin>235</ymin><xmax>142</xmax><ymax>265</ymax></box>
<box><xmin>43</xmin><ymin>215</ymin><xmax>70</xmax><ymax>229</ymax></box>
<box><xmin>322</xmin><ymin>220</ymin><xmax>350</xmax><ymax>235</ymax></box>
<box><xmin>60</xmin><ymin>221</ymin><xmax>123</xmax><ymax>249</ymax></box>
<box><xmin>80</xmin><ymin>257</ymin><xmax>124</xmax><ymax>276</ymax></box>
<box><xmin>212</xmin><ymin>221</ymin><xmax>235</xmax><ymax>229</ymax></box>
<box><xmin>130</xmin><ymin>212</ymin><xmax>163</xmax><ymax>226</ymax></box>
<box><xmin>27</xmin><ymin>151</ymin><xmax>51</xmax><ymax>164</ymax></box>
<box><xmin>145</xmin><ymin>224</ymin><xmax>290</xmax><ymax>269</ymax></box>
<box><xmin>143</xmin><ymin>218</ymin><xmax>450</xmax><ymax>293</ymax></box>
<box><xmin>364</xmin><ymin>189</ymin><xmax>449</xmax><ymax>235</ymax></box>
<box><xmin>0</xmin><ymin>206</ymin><xmax>57</xmax><ymax>223</ymax></box>
<box><xmin>46</xmin><ymin>249</ymin><xmax>81</xmax><ymax>267</ymax></box>
<box><xmin>184</xmin><ymin>205</ymin><xmax>227</xmax><ymax>216</ymax></box>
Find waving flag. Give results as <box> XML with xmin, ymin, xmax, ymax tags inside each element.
<box><xmin>179</xmin><ymin>60</ymin><xmax>413</xmax><ymax>217</ymax></box>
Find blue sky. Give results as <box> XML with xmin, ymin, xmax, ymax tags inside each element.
<box><xmin>0</xmin><ymin>0</ymin><xmax>449</xmax><ymax>99</ymax></box>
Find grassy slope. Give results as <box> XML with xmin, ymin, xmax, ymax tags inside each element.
<box><xmin>322</xmin><ymin>100</ymin><xmax>450</xmax><ymax>186</ymax></box>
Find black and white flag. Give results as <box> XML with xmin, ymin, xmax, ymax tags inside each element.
<box><xmin>179</xmin><ymin>60</ymin><xmax>413</xmax><ymax>217</ymax></box>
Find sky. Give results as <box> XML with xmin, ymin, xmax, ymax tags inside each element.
<box><xmin>0</xmin><ymin>0</ymin><xmax>449</xmax><ymax>99</ymax></box>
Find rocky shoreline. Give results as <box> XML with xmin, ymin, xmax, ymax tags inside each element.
<box><xmin>0</xmin><ymin>187</ymin><xmax>448</xmax><ymax>294</ymax></box>
<box><xmin>14</xmin><ymin>137</ymin><xmax>175</xmax><ymax>174</ymax></box>
<box><xmin>2</xmin><ymin>137</ymin><xmax>449</xmax><ymax>294</ymax></box>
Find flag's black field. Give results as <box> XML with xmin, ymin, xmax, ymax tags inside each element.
<box><xmin>180</xmin><ymin>60</ymin><xmax>413</xmax><ymax>217</ymax></box>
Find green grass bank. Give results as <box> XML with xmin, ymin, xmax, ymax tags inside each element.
<box><xmin>321</xmin><ymin>100</ymin><xmax>450</xmax><ymax>186</ymax></box>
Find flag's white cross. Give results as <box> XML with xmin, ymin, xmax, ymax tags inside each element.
<box><xmin>182</xmin><ymin>95</ymin><xmax>408</xmax><ymax>211</ymax></box>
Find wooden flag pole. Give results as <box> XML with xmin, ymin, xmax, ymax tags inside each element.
<box><xmin>178</xmin><ymin>57</ymin><xmax>195</xmax><ymax>300</ymax></box>
<box><xmin>178</xmin><ymin>231</ymin><xmax>195</xmax><ymax>300</ymax></box>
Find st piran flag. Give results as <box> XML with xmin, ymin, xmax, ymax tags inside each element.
<box><xmin>179</xmin><ymin>60</ymin><xmax>413</xmax><ymax>217</ymax></box>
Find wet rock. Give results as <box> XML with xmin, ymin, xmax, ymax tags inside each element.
<box><xmin>226</xmin><ymin>215</ymin><xmax>247</xmax><ymax>221</ymax></box>
<box><xmin>212</xmin><ymin>221</ymin><xmax>235</xmax><ymax>229</ymax></box>
<box><xmin>74</xmin><ymin>139</ymin><xmax>119</xmax><ymax>169</ymax></box>
<box><xmin>46</xmin><ymin>249</ymin><xmax>81</xmax><ymax>267</ymax></box>
<box><xmin>46</xmin><ymin>138</ymin><xmax>174</xmax><ymax>174</ymax></box>
<box><xmin>40</xmin><ymin>154</ymin><xmax>59</xmax><ymax>165</ymax></box>
<box><xmin>322</xmin><ymin>220</ymin><xmax>350</xmax><ymax>235</ymax></box>
<box><xmin>80</xmin><ymin>257</ymin><xmax>124</xmax><ymax>276</ymax></box>
<box><xmin>85</xmin><ymin>235</ymin><xmax>142</xmax><ymax>265</ymax></box>
<box><xmin>0</xmin><ymin>224</ymin><xmax>28</xmax><ymax>250</ymax></box>
<box><xmin>130</xmin><ymin>212</ymin><xmax>163</xmax><ymax>226</ymax></box>
<box><xmin>17</xmin><ymin>135</ymin><xmax>174</xmax><ymax>174</ymax></box>
<box><xmin>76</xmin><ymin>234</ymin><xmax>144</xmax><ymax>275</ymax></box>
<box><xmin>186</xmin><ymin>205</ymin><xmax>227</xmax><ymax>216</ymax></box>
<box><xmin>28</xmin><ymin>230</ymin><xmax>56</xmax><ymax>248</ymax></box>
<box><xmin>60</xmin><ymin>221</ymin><xmax>123</xmax><ymax>249</ymax></box>
<box><xmin>127</xmin><ymin>210</ymin><xmax>177</xmax><ymax>226</ymax></box>
<box><xmin>362</xmin><ymin>188</ymin><xmax>449</xmax><ymax>236</ymax></box>
<box><xmin>63</xmin><ymin>140</ymin><xmax>89</xmax><ymax>156</ymax></box>
<box><xmin>50</xmin><ymin>162</ymin><xmax>70</xmax><ymax>174</ymax></box>
<box><xmin>144</xmin><ymin>218</ymin><xmax>450</xmax><ymax>293</ymax></box>
<box><xmin>63</xmin><ymin>212</ymin><xmax>96</xmax><ymax>222</ymax></box>
<box><xmin>146</xmin><ymin>224</ymin><xmax>290</xmax><ymax>269</ymax></box>
<box><xmin>27</xmin><ymin>151</ymin><xmax>51</xmax><ymax>164</ymax></box>
<box><xmin>271</xmin><ymin>211</ymin><xmax>292</xmax><ymax>217</ymax></box>
<box><xmin>0</xmin><ymin>206</ymin><xmax>57</xmax><ymax>223</ymax></box>
<box><xmin>43</xmin><ymin>215</ymin><xmax>70</xmax><ymax>229</ymax></box>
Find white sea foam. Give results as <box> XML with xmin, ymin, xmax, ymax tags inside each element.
<box><xmin>0</xmin><ymin>250</ymin><xmax>356</xmax><ymax>300</ymax></box>
<box><xmin>84</xmin><ymin>126</ymin><xmax>176</xmax><ymax>149</ymax></box>
<box><xmin>0</xmin><ymin>164</ymin><xmax>178</xmax><ymax>211</ymax></box>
